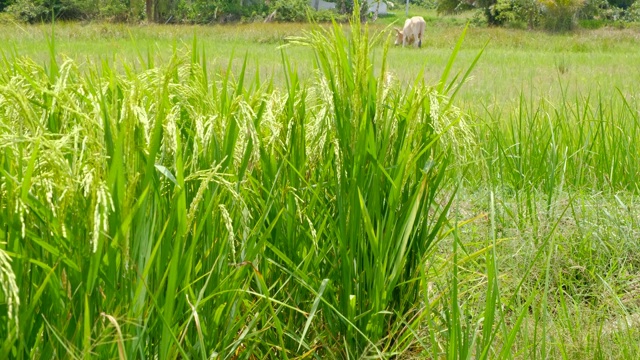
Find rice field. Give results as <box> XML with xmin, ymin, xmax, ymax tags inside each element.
<box><xmin>1</xmin><ymin>10</ymin><xmax>640</xmax><ymax>359</ymax></box>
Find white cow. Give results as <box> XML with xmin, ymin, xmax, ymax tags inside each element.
<box><xmin>394</xmin><ymin>16</ymin><xmax>426</xmax><ymax>48</ymax></box>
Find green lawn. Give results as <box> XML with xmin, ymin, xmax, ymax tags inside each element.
<box><xmin>1</xmin><ymin>11</ymin><xmax>640</xmax><ymax>359</ymax></box>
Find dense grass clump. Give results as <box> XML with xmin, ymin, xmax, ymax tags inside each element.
<box><xmin>0</xmin><ymin>11</ymin><xmax>478</xmax><ymax>357</ymax></box>
<box><xmin>473</xmin><ymin>91</ymin><xmax>640</xmax><ymax>193</ymax></box>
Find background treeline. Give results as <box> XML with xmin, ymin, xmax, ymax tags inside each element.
<box><xmin>0</xmin><ymin>0</ymin><xmax>355</xmax><ymax>23</ymax></box>
<box><xmin>0</xmin><ymin>0</ymin><xmax>639</xmax><ymax>32</ymax></box>
<box><xmin>438</xmin><ymin>0</ymin><xmax>640</xmax><ymax>31</ymax></box>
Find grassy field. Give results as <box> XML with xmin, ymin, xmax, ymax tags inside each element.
<box><xmin>1</xmin><ymin>8</ymin><xmax>640</xmax><ymax>359</ymax></box>
<box><xmin>3</xmin><ymin>8</ymin><xmax>640</xmax><ymax>106</ymax></box>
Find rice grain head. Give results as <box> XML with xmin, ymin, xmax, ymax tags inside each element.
<box><xmin>0</xmin><ymin>248</ymin><xmax>19</xmax><ymax>332</ymax></box>
<box><xmin>219</xmin><ymin>204</ymin><xmax>236</xmax><ymax>262</ymax></box>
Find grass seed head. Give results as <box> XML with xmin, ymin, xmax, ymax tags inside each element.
<box><xmin>0</xmin><ymin>248</ymin><xmax>19</xmax><ymax>332</ymax></box>
<box><xmin>219</xmin><ymin>204</ymin><xmax>235</xmax><ymax>261</ymax></box>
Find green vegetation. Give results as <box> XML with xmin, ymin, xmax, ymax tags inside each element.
<box><xmin>2</xmin><ymin>13</ymin><xmax>640</xmax><ymax>105</ymax></box>
<box><xmin>437</xmin><ymin>0</ymin><xmax>640</xmax><ymax>30</ymax></box>
<box><xmin>0</xmin><ymin>0</ymin><xmax>355</xmax><ymax>23</ymax></box>
<box><xmin>2</xmin><ymin>10</ymin><xmax>640</xmax><ymax>360</ymax></box>
<box><xmin>1</xmin><ymin>0</ymin><xmax>640</xmax><ymax>31</ymax></box>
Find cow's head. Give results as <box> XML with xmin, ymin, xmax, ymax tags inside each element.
<box><xmin>394</xmin><ymin>28</ymin><xmax>403</xmax><ymax>46</ymax></box>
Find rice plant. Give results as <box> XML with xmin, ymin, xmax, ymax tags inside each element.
<box><xmin>0</xmin><ymin>6</ymin><xmax>487</xmax><ymax>358</ymax></box>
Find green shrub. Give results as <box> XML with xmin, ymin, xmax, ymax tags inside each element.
<box><xmin>98</xmin><ymin>0</ymin><xmax>128</xmax><ymax>21</ymax></box>
<box><xmin>312</xmin><ymin>8</ymin><xmax>349</xmax><ymax>22</ymax></box>
<box><xmin>0</xmin><ymin>0</ymin><xmax>10</xmax><ymax>12</ymax></box>
<box><xmin>578</xmin><ymin>0</ymin><xmax>610</xmax><ymax>19</ymax></box>
<box><xmin>491</xmin><ymin>0</ymin><xmax>541</xmax><ymax>28</ymax></box>
<box><xmin>175</xmin><ymin>0</ymin><xmax>221</xmax><ymax>23</ymax></box>
<box><xmin>7</xmin><ymin>0</ymin><xmax>45</xmax><ymax>22</ymax></box>
<box><xmin>7</xmin><ymin>0</ymin><xmax>96</xmax><ymax>22</ymax></box>
<box><xmin>607</xmin><ymin>0</ymin><xmax>634</xmax><ymax>9</ymax></box>
<box><xmin>6</xmin><ymin>0</ymin><xmax>150</xmax><ymax>23</ymax></box>
<box><xmin>624</xmin><ymin>1</ymin><xmax>640</xmax><ymax>20</ymax></box>
<box><xmin>170</xmin><ymin>0</ymin><xmax>268</xmax><ymax>24</ymax></box>
<box><xmin>539</xmin><ymin>0</ymin><xmax>585</xmax><ymax>31</ymax></box>
<box><xmin>98</xmin><ymin>0</ymin><xmax>143</xmax><ymax>22</ymax></box>
<box><xmin>4</xmin><ymin>0</ymin><xmax>272</xmax><ymax>24</ymax></box>
<box><xmin>602</xmin><ymin>5</ymin><xmax>624</xmax><ymax>19</ymax></box>
<box><xmin>271</xmin><ymin>0</ymin><xmax>310</xmax><ymax>21</ymax></box>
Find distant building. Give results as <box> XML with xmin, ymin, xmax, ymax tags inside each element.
<box><xmin>367</xmin><ymin>0</ymin><xmax>388</xmax><ymax>14</ymax></box>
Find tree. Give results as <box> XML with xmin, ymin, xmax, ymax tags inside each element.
<box><xmin>607</xmin><ymin>0</ymin><xmax>634</xmax><ymax>9</ymax></box>
<box><xmin>146</xmin><ymin>0</ymin><xmax>153</xmax><ymax>20</ymax></box>
<box><xmin>6</xmin><ymin>0</ymin><xmax>95</xmax><ymax>22</ymax></box>
<box><xmin>0</xmin><ymin>0</ymin><xmax>9</xmax><ymax>12</ymax></box>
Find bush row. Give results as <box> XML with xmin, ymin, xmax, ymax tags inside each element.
<box><xmin>440</xmin><ymin>0</ymin><xmax>640</xmax><ymax>31</ymax></box>
<box><xmin>0</xmin><ymin>0</ymin><xmax>353</xmax><ymax>23</ymax></box>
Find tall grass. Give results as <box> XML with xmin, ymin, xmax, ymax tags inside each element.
<box><xmin>0</xmin><ymin>9</ymin><xmax>483</xmax><ymax>358</ymax></box>
<box><xmin>475</xmin><ymin>89</ymin><xmax>640</xmax><ymax>193</ymax></box>
<box><xmin>455</xmin><ymin>83</ymin><xmax>640</xmax><ymax>358</ymax></box>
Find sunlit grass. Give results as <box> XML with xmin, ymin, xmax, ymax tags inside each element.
<box><xmin>0</xmin><ymin>10</ymin><xmax>475</xmax><ymax>358</ymax></box>
<box><xmin>1</xmin><ymin>9</ymin><xmax>640</xmax><ymax>359</ymax></box>
<box><xmin>2</xmin><ymin>13</ymin><xmax>640</xmax><ymax>108</ymax></box>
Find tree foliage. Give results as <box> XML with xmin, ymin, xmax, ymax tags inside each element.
<box><xmin>271</xmin><ymin>0</ymin><xmax>310</xmax><ymax>21</ymax></box>
<box><xmin>2</xmin><ymin>0</ymin><xmax>301</xmax><ymax>23</ymax></box>
<box><xmin>1</xmin><ymin>0</ymin><xmax>639</xmax><ymax>26</ymax></box>
<box><xmin>6</xmin><ymin>0</ymin><xmax>96</xmax><ymax>22</ymax></box>
<box><xmin>0</xmin><ymin>0</ymin><xmax>9</xmax><ymax>12</ymax></box>
<box><xmin>539</xmin><ymin>0</ymin><xmax>585</xmax><ymax>31</ymax></box>
<box><xmin>439</xmin><ymin>0</ymin><xmax>637</xmax><ymax>29</ymax></box>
